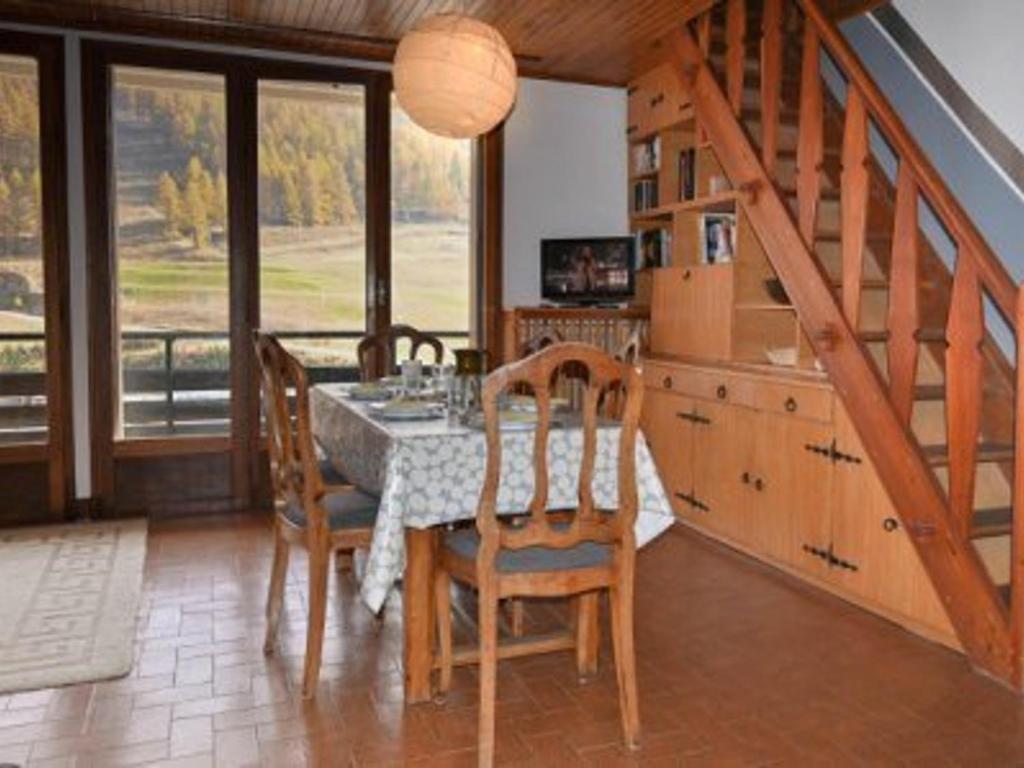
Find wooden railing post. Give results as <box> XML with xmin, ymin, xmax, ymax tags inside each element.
<box><xmin>887</xmin><ymin>163</ymin><xmax>920</xmax><ymax>425</ymax></box>
<box><xmin>725</xmin><ymin>0</ymin><xmax>747</xmax><ymax>116</ymax></box>
<box><xmin>946</xmin><ymin>250</ymin><xmax>983</xmax><ymax>540</ymax></box>
<box><xmin>1012</xmin><ymin>283</ymin><xmax>1024</xmax><ymax>687</ymax></box>
<box><xmin>760</xmin><ymin>0</ymin><xmax>783</xmax><ymax>175</ymax></box>
<box><xmin>840</xmin><ymin>86</ymin><xmax>869</xmax><ymax>328</ymax></box>
<box><xmin>796</xmin><ymin>16</ymin><xmax>823</xmax><ymax>247</ymax></box>
<box><xmin>696</xmin><ymin>11</ymin><xmax>712</xmax><ymax>144</ymax></box>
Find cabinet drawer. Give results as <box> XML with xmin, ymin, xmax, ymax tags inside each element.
<box><xmin>668</xmin><ymin>367</ymin><xmax>739</xmax><ymax>405</ymax></box>
<box><xmin>753</xmin><ymin>381</ymin><xmax>833</xmax><ymax>423</ymax></box>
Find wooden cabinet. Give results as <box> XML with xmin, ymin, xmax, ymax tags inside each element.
<box><xmin>828</xmin><ymin>404</ymin><xmax>954</xmax><ymax>640</ymax></box>
<box><xmin>627</xmin><ymin>63</ymin><xmax>690</xmax><ymax>141</ymax></box>
<box><xmin>641</xmin><ymin>358</ymin><xmax>958</xmax><ymax>648</ymax></box>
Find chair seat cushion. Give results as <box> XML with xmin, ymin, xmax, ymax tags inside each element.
<box><xmin>444</xmin><ymin>528</ymin><xmax>610</xmax><ymax>573</ymax></box>
<box><xmin>284</xmin><ymin>489</ymin><xmax>379</xmax><ymax>531</ymax></box>
<box><xmin>318</xmin><ymin>458</ymin><xmax>348</xmax><ymax>487</ymax></box>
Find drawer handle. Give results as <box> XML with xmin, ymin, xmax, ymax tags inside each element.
<box><xmin>716</xmin><ymin>384</ymin><xmax>727</xmax><ymax>400</ymax></box>
<box><xmin>754</xmin><ymin>477</ymin><xmax>764</xmax><ymax>492</ymax></box>
<box><xmin>627</xmin><ymin>125</ymin><xmax>638</xmax><ymax>135</ymax></box>
<box><xmin>882</xmin><ymin>517</ymin><xmax>899</xmax><ymax>532</ymax></box>
<box><xmin>663</xmin><ymin>376</ymin><xmax>672</xmax><ymax>389</ymax></box>
<box><xmin>741</xmin><ymin>471</ymin><xmax>751</xmax><ymax>484</ymax></box>
<box><xmin>784</xmin><ymin>396</ymin><xmax>798</xmax><ymax>413</ymax></box>
<box><xmin>682</xmin><ymin>269</ymin><xmax>692</xmax><ymax>281</ymax></box>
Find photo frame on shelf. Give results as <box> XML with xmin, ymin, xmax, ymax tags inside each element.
<box><xmin>635</xmin><ymin>228</ymin><xmax>670</xmax><ymax>270</ymax></box>
<box><xmin>678</xmin><ymin>147</ymin><xmax>696</xmax><ymax>201</ymax></box>
<box><xmin>699</xmin><ymin>212</ymin><xmax>736</xmax><ymax>264</ymax></box>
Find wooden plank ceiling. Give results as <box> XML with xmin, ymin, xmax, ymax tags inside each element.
<box><xmin>0</xmin><ymin>0</ymin><xmax>883</xmax><ymax>85</ymax></box>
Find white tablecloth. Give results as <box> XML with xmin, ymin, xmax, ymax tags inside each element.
<box><xmin>311</xmin><ymin>383</ymin><xmax>674</xmax><ymax>612</ymax></box>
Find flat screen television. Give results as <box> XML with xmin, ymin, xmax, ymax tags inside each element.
<box><xmin>540</xmin><ymin>237</ymin><xmax>635</xmax><ymax>305</ymax></box>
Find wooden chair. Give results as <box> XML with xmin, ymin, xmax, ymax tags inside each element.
<box><xmin>254</xmin><ymin>332</ymin><xmax>379</xmax><ymax>698</ymax></box>
<box><xmin>518</xmin><ymin>326</ymin><xmax>563</xmax><ymax>358</ymax></box>
<box><xmin>434</xmin><ymin>342</ymin><xmax>643</xmax><ymax>767</ymax></box>
<box><xmin>356</xmin><ymin>324</ymin><xmax>444</xmax><ymax>381</ymax></box>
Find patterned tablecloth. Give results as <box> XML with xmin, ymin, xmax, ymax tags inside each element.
<box><xmin>311</xmin><ymin>383</ymin><xmax>674</xmax><ymax>612</ymax></box>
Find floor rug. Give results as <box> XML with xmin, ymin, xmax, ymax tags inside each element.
<box><xmin>0</xmin><ymin>519</ymin><xmax>147</xmax><ymax>693</ymax></box>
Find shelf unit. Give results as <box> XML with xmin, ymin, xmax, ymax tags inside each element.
<box><xmin>626</xmin><ymin>64</ymin><xmax>815</xmax><ymax>371</ymax></box>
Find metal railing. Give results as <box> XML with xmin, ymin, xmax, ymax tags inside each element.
<box><xmin>0</xmin><ymin>328</ymin><xmax>470</xmax><ymax>440</ymax></box>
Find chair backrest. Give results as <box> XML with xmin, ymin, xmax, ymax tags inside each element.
<box><xmin>477</xmin><ymin>342</ymin><xmax>644</xmax><ymax>558</ymax></box>
<box><xmin>357</xmin><ymin>324</ymin><xmax>444</xmax><ymax>381</ymax></box>
<box><xmin>614</xmin><ymin>324</ymin><xmax>645</xmax><ymax>366</ymax></box>
<box><xmin>518</xmin><ymin>327</ymin><xmax>563</xmax><ymax>360</ymax></box>
<box><xmin>253</xmin><ymin>331</ymin><xmax>327</xmax><ymax>531</ymax></box>
<box><xmin>253</xmin><ymin>331</ymin><xmax>292</xmax><ymax>507</ymax></box>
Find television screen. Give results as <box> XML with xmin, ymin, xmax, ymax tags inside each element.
<box><xmin>541</xmin><ymin>237</ymin><xmax>635</xmax><ymax>304</ymax></box>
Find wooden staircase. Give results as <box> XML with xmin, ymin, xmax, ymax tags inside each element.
<box><xmin>664</xmin><ymin>0</ymin><xmax>1024</xmax><ymax>687</ymax></box>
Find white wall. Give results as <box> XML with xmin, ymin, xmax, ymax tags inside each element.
<box><xmin>893</xmin><ymin>0</ymin><xmax>1024</xmax><ymax>153</ymax></box>
<box><xmin>502</xmin><ymin>79</ymin><xmax>627</xmax><ymax>307</ymax></box>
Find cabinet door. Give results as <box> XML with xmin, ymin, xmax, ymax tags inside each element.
<box><xmin>641</xmin><ymin>386</ymin><xmax>696</xmax><ymax>519</ymax></box>
<box><xmin>650</xmin><ymin>266</ymin><xmax>733</xmax><ymax>360</ymax></box>
<box><xmin>692</xmin><ymin>400</ymin><xmax>751</xmax><ymax>541</ymax></box>
<box><xmin>626</xmin><ymin>80</ymin><xmax>646</xmax><ymax>141</ymax></box>
<box><xmin>756</xmin><ymin>411</ymin><xmax>834</xmax><ymax>571</ymax></box>
<box><xmin>829</xmin><ymin>404</ymin><xmax>955</xmax><ymax>639</ymax></box>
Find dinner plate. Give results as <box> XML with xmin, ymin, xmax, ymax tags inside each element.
<box><xmin>372</xmin><ymin>401</ymin><xmax>444</xmax><ymax>421</ymax></box>
<box><xmin>347</xmin><ymin>384</ymin><xmax>393</xmax><ymax>402</ymax></box>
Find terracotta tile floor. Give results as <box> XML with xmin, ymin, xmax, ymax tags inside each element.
<box><xmin>3</xmin><ymin>514</ymin><xmax>1024</xmax><ymax>767</ymax></box>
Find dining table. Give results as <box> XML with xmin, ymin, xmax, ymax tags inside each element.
<box><xmin>310</xmin><ymin>380</ymin><xmax>674</xmax><ymax>702</ymax></box>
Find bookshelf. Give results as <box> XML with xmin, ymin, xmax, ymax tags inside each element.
<box><xmin>626</xmin><ymin>67</ymin><xmax>816</xmax><ymax>371</ymax></box>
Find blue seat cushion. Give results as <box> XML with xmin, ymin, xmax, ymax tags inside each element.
<box><xmin>284</xmin><ymin>489</ymin><xmax>379</xmax><ymax>531</ymax></box>
<box><xmin>318</xmin><ymin>458</ymin><xmax>348</xmax><ymax>486</ymax></box>
<box><xmin>444</xmin><ymin>528</ymin><xmax>610</xmax><ymax>573</ymax></box>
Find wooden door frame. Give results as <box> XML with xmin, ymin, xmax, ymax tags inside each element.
<box><xmin>0</xmin><ymin>30</ymin><xmax>73</xmax><ymax>520</ymax></box>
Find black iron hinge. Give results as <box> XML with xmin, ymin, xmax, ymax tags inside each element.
<box><xmin>804</xmin><ymin>438</ymin><xmax>862</xmax><ymax>465</ymax></box>
<box><xmin>676</xmin><ymin>410</ymin><xmax>711</xmax><ymax>426</ymax></box>
<box><xmin>674</xmin><ymin>491</ymin><xmax>709</xmax><ymax>513</ymax></box>
<box><xmin>802</xmin><ymin>543</ymin><xmax>859</xmax><ymax>572</ymax></box>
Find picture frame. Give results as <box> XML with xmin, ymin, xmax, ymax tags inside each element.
<box><xmin>699</xmin><ymin>212</ymin><xmax>736</xmax><ymax>265</ymax></box>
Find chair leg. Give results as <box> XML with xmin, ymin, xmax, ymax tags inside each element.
<box><xmin>302</xmin><ymin>544</ymin><xmax>330</xmax><ymax>699</ymax></box>
<box><xmin>477</xmin><ymin>588</ymin><xmax>499</xmax><ymax>768</ymax></box>
<box><xmin>334</xmin><ymin>548</ymin><xmax>353</xmax><ymax>572</ymax></box>
<box><xmin>434</xmin><ymin>568</ymin><xmax>453</xmax><ymax>695</ymax></box>
<box><xmin>575</xmin><ymin>591</ymin><xmax>600</xmax><ymax>677</ymax></box>
<box><xmin>264</xmin><ymin>532</ymin><xmax>290</xmax><ymax>654</ymax></box>
<box><xmin>509</xmin><ymin>599</ymin><xmax>525</xmax><ymax>638</ymax></box>
<box><xmin>609</xmin><ymin>578</ymin><xmax>640</xmax><ymax>750</ymax></box>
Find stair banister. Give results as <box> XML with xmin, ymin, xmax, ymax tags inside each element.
<box><xmin>795</xmin><ymin>0</ymin><xmax>1018</xmax><ymax>324</ymax></box>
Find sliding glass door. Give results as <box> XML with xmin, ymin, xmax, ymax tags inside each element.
<box><xmin>111</xmin><ymin>67</ymin><xmax>230</xmax><ymax>438</ymax></box>
<box><xmin>390</xmin><ymin>95</ymin><xmax>474</xmax><ymax>359</ymax></box>
<box><xmin>257</xmin><ymin>79</ymin><xmax>367</xmax><ymax>379</ymax></box>
<box><xmin>84</xmin><ymin>45</ymin><xmax>482</xmax><ymax>514</ymax></box>
<box><xmin>0</xmin><ymin>34</ymin><xmax>71</xmax><ymax>522</ymax></box>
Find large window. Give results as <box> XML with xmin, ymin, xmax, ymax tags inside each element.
<box><xmin>111</xmin><ymin>67</ymin><xmax>229</xmax><ymax>438</ymax></box>
<box><xmin>0</xmin><ymin>54</ymin><xmax>46</xmax><ymax>444</ymax></box>
<box><xmin>258</xmin><ymin>79</ymin><xmax>366</xmax><ymax>374</ymax></box>
<box><xmin>391</xmin><ymin>96</ymin><xmax>473</xmax><ymax>358</ymax></box>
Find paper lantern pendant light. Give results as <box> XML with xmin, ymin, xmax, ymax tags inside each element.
<box><xmin>393</xmin><ymin>14</ymin><xmax>518</xmax><ymax>139</ymax></box>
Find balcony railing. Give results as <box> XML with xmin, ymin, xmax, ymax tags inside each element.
<box><xmin>0</xmin><ymin>328</ymin><xmax>470</xmax><ymax>442</ymax></box>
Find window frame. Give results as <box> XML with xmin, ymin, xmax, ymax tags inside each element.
<box><xmin>82</xmin><ymin>41</ymin><xmax>498</xmax><ymax>514</ymax></box>
<box><xmin>0</xmin><ymin>30</ymin><xmax>73</xmax><ymax>521</ymax></box>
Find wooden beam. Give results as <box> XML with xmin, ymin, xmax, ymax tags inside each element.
<box><xmin>839</xmin><ymin>86</ymin><xmax>869</xmax><ymax>328</ymax></box>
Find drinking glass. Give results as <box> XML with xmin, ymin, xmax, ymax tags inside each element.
<box><xmin>401</xmin><ymin>359</ymin><xmax>423</xmax><ymax>398</ymax></box>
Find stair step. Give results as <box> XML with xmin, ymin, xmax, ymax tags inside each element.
<box><xmin>858</xmin><ymin>328</ymin><xmax>947</xmax><ymax>344</ymax></box>
<box><xmin>921</xmin><ymin>443</ymin><xmax>1014</xmax><ymax>467</ymax></box>
<box><xmin>913</xmin><ymin>384</ymin><xmax>946</xmax><ymax>401</ymax></box>
<box><xmin>830</xmin><ymin>277</ymin><xmax>888</xmax><ymax>291</ymax></box>
<box><xmin>780</xmin><ymin>186</ymin><xmax>841</xmax><ymax>201</ymax></box>
<box><xmin>971</xmin><ymin>507</ymin><xmax>1014</xmax><ymax>539</ymax></box>
<box><xmin>816</xmin><ymin>229</ymin><xmax>891</xmax><ymax>243</ymax></box>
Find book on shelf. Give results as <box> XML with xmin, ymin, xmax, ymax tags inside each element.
<box><xmin>678</xmin><ymin>147</ymin><xmax>696</xmax><ymax>201</ymax></box>
<box><xmin>632</xmin><ymin>179</ymin><xmax>658</xmax><ymax>213</ymax></box>
<box><xmin>635</xmin><ymin>228</ymin><xmax>671</xmax><ymax>270</ymax></box>
<box><xmin>632</xmin><ymin>135</ymin><xmax>660</xmax><ymax>176</ymax></box>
